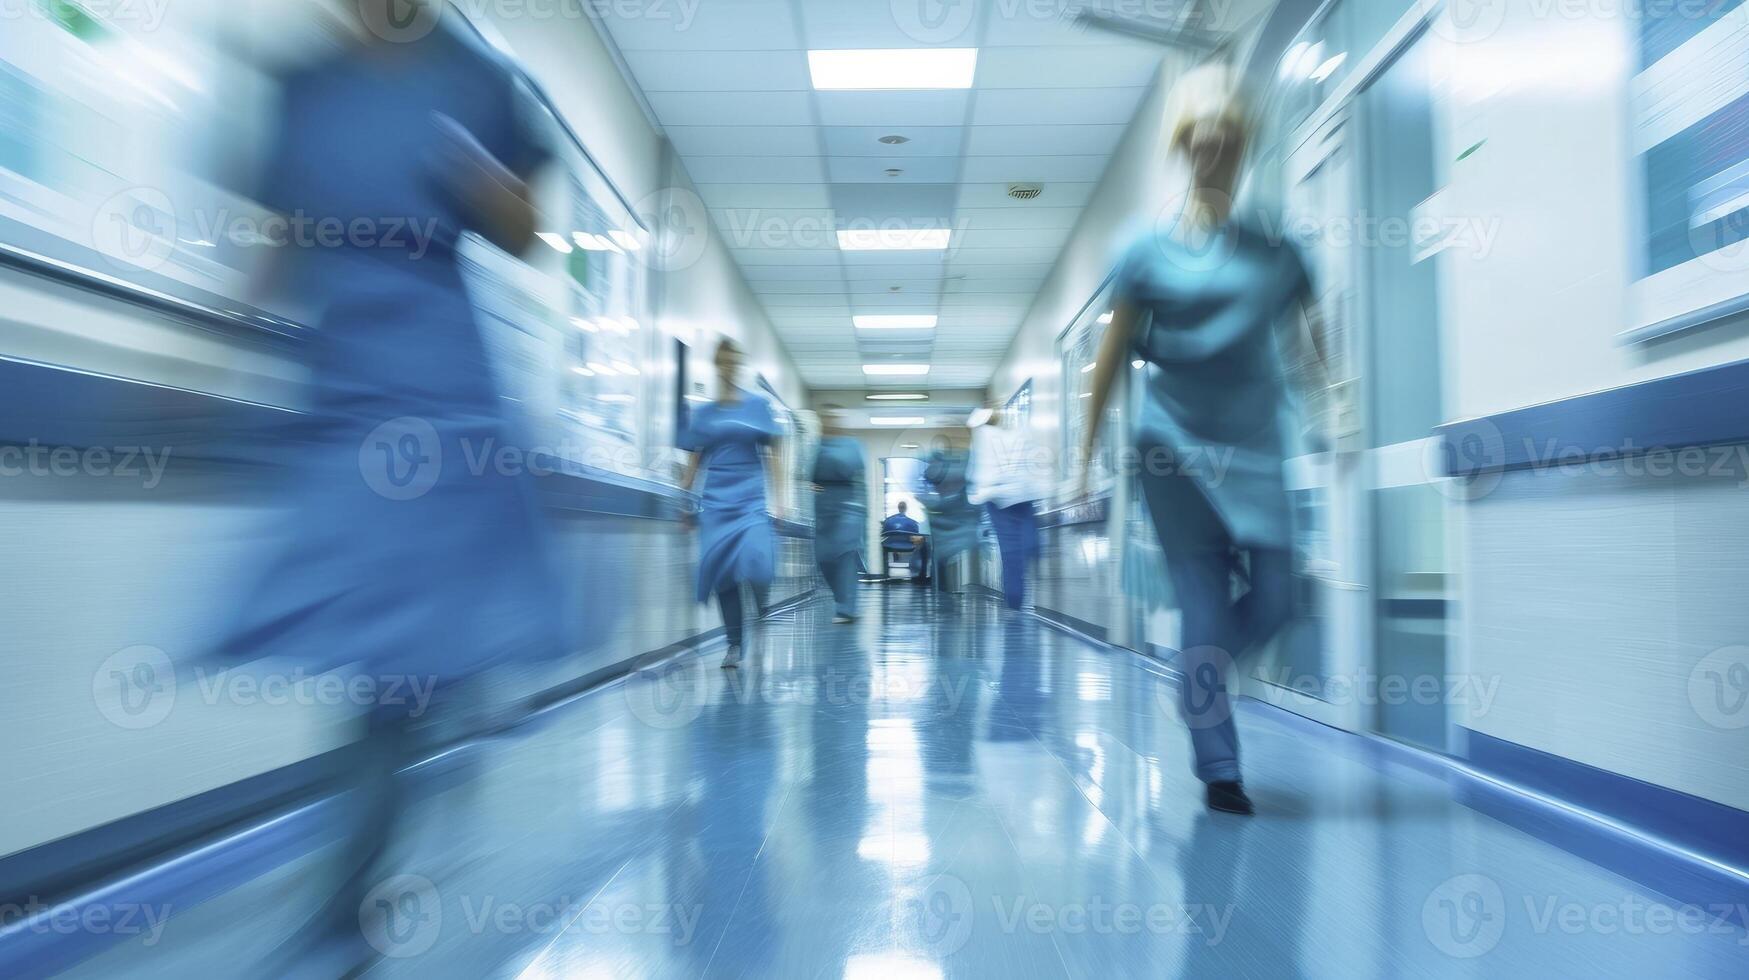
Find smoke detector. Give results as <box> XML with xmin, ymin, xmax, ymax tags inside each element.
<box><xmin>884</xmin><ymin>168</ymin><xmax>905</xmax><ymax>178</ymax></box>
<box><xmin>878</xmin><ymin>134</ymin><xmax>911</xmax><ymax>145</ymax></box>
<box><xmin>1007</xmin><ymin>182</ymin><xmax>1044</xmax><ymax>200</ymax></box>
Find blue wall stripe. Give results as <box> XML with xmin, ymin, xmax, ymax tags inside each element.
<box><xmin>1437</xmin><ymin>355</ymin><xmax>1749</xmax><ymax>476</ymax></box>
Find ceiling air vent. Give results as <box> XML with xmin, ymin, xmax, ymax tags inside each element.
<box><xmin>1007</xmin><ymin>183</ymin><xmax>1044</xmax><ymax>201</ymax></box>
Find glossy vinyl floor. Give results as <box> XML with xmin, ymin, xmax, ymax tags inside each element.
<box><xmin>69</xmin><ymin>586</ymin><xmax>1749</xmax><ymax>979</ymax></box>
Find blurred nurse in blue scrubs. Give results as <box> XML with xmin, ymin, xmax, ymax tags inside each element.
<box><xmin>1078</xmin><ymin>64</ymin><xmax>1330</xmax><ymax>817</ymax></box>
<box><xmin>682</xmin><ymin>338</ymin><xmax>782</xmax><ymax>668</ymax></box>
<box><xmin>921</xmin><ymin>443</ymin><xmax>980</xmax><ymax>593</ymax></box>
<box><xmin>216</xmin><ymin>1</ymin><xmax>565</xmax><ymax>972</ymax></box>
<box><xmin>810</xmin><ymin>406</ymin><xmax>868</xmax><ymax>623</ymax></box>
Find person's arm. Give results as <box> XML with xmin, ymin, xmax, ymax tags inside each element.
<box><xmin>679</xmin><ymin>451</ymin><xmax>702</xmax><ymax>528</ymax></box>
<box><xmin>428</xmin><ymin>112</ymin><xmax>539</xmax><ymax>255</ymax></box>
<box><xmin>1078</xmin><ymin>299</ymin><xmax>1141</xmax><ymax>497</ymax></box>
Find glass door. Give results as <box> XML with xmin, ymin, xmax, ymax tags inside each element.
<box><xmin>1243</xmin><ymin>107</ymin><xmax>1373</xmax><ymax>734</ymax></box>
<box><xmin>1354</xmin><ymin>28</ymin><xmax>1455</xmax><ymax>752</ymax></box>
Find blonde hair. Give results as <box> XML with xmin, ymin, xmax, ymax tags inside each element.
<box><xmin>1161</xmin><ymin>62</ymin><xmax>1249</xmax><ymax>158</ymax></box>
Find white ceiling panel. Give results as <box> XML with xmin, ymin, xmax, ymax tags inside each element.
<box><xmin>953</xmin><ymin>182</ymin><xmax>1099</xmax><ymax>208</ymax></box>
<box><xmin>741</xmin><ymin>265</ymin><xmax>848</xmax><ymax>282</ymax></box>
<box><xmin>977</xmin><ymin>45</ymin><xmax>1168</xmax><ymax>89</ymax></box>
<box><xmin>598</xmin><ymin>0</ymin><xmax>802</xmax><ymax>51</ymax></box>
<box><xmin>815</xmin><ymin>91</ymin><xmax>972</xmax><ymax>128</ymax></box>
<box><xmin>670</xmin><ymin>126</ymin><xmax>820</xmax><ymax>157</ymax></box>
<box><xmin>970</xmin><ymin>87</ymin><xmax>1151</xmax><ymax>126</ymax></box>
<box><xmin>821</xmin><ymin>126</ymin><xmax>965</xmax><ymax>157</ymax></box>
<box><xmin>792</xmin><ymin>0</ymin><xmax>976</xmax><ymax>49</ymax></box>
<box><xmin>731</xmin><ymin>248</ymin><xmax>844</xmax><ymax>266</ymax></box>
<box><xmin>620</xmin><ymin>50</ymin><xmax>812</xmax><ymax>90</ymax></box>
<box><xmin>953</xmin><ymin>227</ymin><xmax>1072</xmax><ymax>250</ymax></box>
<box><xmin>591</xmin><ymin>0</ymin><xmax>1206</xmax><ymax>396</ymax></box>
<box><xmin>959</xmin><ymin>155</ymin><xmax>1110</xmax><ymax>182</ymax></box>
<box><xmin>965</xmin><ymin>124</ymin><xmax>1128</xmax><ymax>158</ymax></box>
<box><xmin>825</xmin><ymin>156</ymin><xmax>962</xmax><ymax>183</ymax></box>
<box><xmin>947</xmin><ymin>246</ymin><xmax>1066</xmax><ymax>266</ymax></box>
<box><xmin>645</xmin><ymin>91</ymin><xmax>814</xmax><ymax>126</ymax></box>
<box><xmin>685</xmin><ymin>155</ymin><xmax>830</xmax><ymax>183</ymax></box>
<box><xmin>952</xmin><ymin>206</ymin><xmax>1084</xmax><ymax>230</ymax></box>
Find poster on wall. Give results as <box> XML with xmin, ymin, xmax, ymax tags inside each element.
<box><xmin>1628</xmin><ymin>0</ymin><xmax>1749</xmax><ymax>341</ymax></box>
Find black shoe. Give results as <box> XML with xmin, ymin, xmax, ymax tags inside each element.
<box><xmin>1206</xmin><ymin>780</ymin><xmax>1254</xmax><ymax>815</ymax></box>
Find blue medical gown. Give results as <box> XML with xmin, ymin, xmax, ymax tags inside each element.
<box><xmin>215</xmin><ymin>26</ymin><xmax>566</xmax><ymax>681</ymax></box>
<box><xmin>921</xmin><ymin>451</ymin><xmax>980</xmax><ymax>562</ymax></box>
<box><xmin>682</xmin><ymin>393</ymin><xmax>781</xmax><ymax>602</ymax></box>
<box><xmin>810</xmin><ymin>436</ymin><xmax>866</xmax><ymax>563</ymax></box>
<box><xmin>1115</xmin><ymin>219</ymin><xmax>1311</xmax><ymax>549</ymax></box>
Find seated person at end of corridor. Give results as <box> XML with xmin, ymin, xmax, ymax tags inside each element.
<box><xmin>880</xmin><ymin>501</ymin><xmax>929</xmax><ymax>582</ymax></box>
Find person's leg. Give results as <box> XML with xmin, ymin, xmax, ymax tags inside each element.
<box><xmin>1232</xmin><ymin>548</ymin><xmax>1294</xmax><ymax>654</ymax></box>
<box><xmin>992</xmin><ymin>504</ymin><xmax>1029</xmax><ymax>609</ymax></box>
<box><xmin>266</xmin><ymin>700</ymin><xmax>412</xmax><ymax>972</ymax></box>
<box><xmin>718</xmin><ymin>585</ymin><xmax>744</xmax><ymax>648</ymax></box>
<box><xmin>822</xmin><ymin>553</ymin><xmax>856</xmax><ymax>618</ymax></box>
<box><xmin>1138</xmin><ymin>473</ymin><xmax>1245</xmax><ymax>785</ymax></box>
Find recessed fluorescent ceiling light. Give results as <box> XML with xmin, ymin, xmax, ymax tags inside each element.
<box><xmin>871</xmin><ymin>416</ymin><xmax>927</xmax><ymax>426</ymax></box>
<box><xmin>867</xmin><ymin>393</ymin><xmax>928</xmax><ymax>401</ymax></box>
<box><xmin>854</xmin><ymin>314</ymin><xmax>937</xmax><ymax>330</ymax></box>
<box><xmin>836</xmin><ymin>228</ymin><xmax>952</xmax><ymax>251</ymax></box>
<box><xmin>807</xmin><ymin>48</ymin><xmax>977</xmax><ymax>91</ymax></box>
<box><xmin>863</xmin><ymin>364</ymin><xmax>931</xmax><ymax>376</ymax></box>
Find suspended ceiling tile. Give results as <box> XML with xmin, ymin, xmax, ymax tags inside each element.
<box><xmin>620</xmin><ymin>49</ymin><xmax>813</xmax><ymax>91</ymax></box>
<box><xmin>970</xmin><ymin>86</ymin><xmax>1150</xmax><ymax>125</ymax></box>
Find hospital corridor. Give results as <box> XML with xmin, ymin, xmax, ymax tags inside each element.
<box><xmin>2</xmin><ymin>1</ymin><xmax>1748</xmax><ymax>977</ymax></box>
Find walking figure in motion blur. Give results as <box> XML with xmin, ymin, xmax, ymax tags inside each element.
<box><xmin>1078</xmin><ymin>63</ymin><xmax>1331</xmax><ymax>817</ymax></box>
<box><xmin>810</xmin><ymin>406</ymin><xmax>868</xmax><ymax>624</ymax></box>
<box><xmin>681</xmin><ymin>338</ymin><xmax>783</xmax><ymax>668</ymax></box>
<box><xmin>211</xmin><ymin>1</ymin><xmax>567</xmax><ymax>974</ymax></box>
<box><xmin>967</xmin><ymin>405</ymin><xmax>1046</xmax><ymax>610</ymax></box>
<box><xmin>920</xmin><ymin>443</ymin><xmax>980</xmax><ymax>594</ymax></box>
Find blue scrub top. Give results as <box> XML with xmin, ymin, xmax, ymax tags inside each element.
<box><xmin>682</xmin><ymin>392</ymin><xmax>781</xmax><ymax>601</ymax></box>
<box><xmin>881</xmin><ymin>513</ymin><xmax>921</xmax><ymax>550</ymax></box>
<box><xmin>1114</xmin><ymin>217</ymin><xmax>1312</xmax><ymax>549</ymax></box>
<box><xmin>811</xmin><ymin>436</ymin><xmax>867</xmax><ymax>563</ymax></box>
<box><xmin>216</xmin><ymin>24</ymin><xmax>567</xmax><ymax>682</ymax></box>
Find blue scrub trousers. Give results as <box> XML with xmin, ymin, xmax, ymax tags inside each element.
<box><xmin>718</xmin><ymin>582</ymin><xmax>771</xmax><ymax>649</ymax></box>
<box><xmin>1140</xmin><ymin>472</ymin><xmax>1293</xmax><ymax>785</ymax></box>
<box><xmin>819</xmin><ymin>552</ymin><xmax>860</xmax><ymax>617</ymax></box>
<box><xmin>986</xmin><ymin>501</ymin><xmax>1038</xmax><ymax>610</ymax></box>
